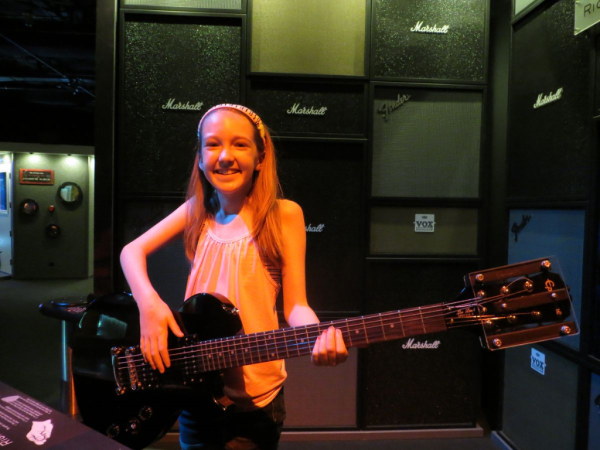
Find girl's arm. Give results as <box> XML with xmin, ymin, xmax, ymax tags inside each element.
<box><xmin>120</xmin><ymin>200</ymin><xmax>189</xmax><ymax>373</ymax></box>
<box><xmin>279</xmin><ymin>200</ymin><xmax>348</xmax><ymax>366</ymax></box>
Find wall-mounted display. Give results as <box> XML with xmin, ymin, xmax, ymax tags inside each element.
<box><xmin>371</xmin><ymin>86</ymin><xmax>482</xmax><ymax>198</ymax></box>
<box><xmin>371</xmin><ymin>0</ymin><xmax>487</xmax><ymax>82</ymax></box>
<box><xmin>19</xmin><ymin>198</ymin><xmax>39</xmax><ymax>216</ymax></box>
<box><xmin>250</xmin><ymin>0</ymin><xmax>366</xmax><ymax>76</ymax></box>
<box><xmin>58</xmin><ymin>182</ymin><xmax>83</xmax><ymax>207</ymax></box>
<box><xmin>0</xmin><ymin>173</ymin><xmax>6</xmax><ymax>213</ymax></box>
<box><xmin>507</xmin><ymin>209</ymin><xmax>584</xmax><ymax>350</ymax></box>
<box><xmin>45</xmin><ymin>224</ymin><xmax>61</xmax><ymax>239</ymax></box>
<box><xmin>19</xmin><ymin>169</ymin><xmax>54</xmax><ymax>185</ymax></box>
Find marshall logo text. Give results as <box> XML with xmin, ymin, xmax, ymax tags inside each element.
<box><xmin>402</xmin><ymin>338</ymin><xmax>441</xmax><ymax>350</ymax></box>
<box><xmin>306</xmin><ymin>224</ymin><xmax>325</xmax><ymax>233</ymax></box>
<box><xmin>410</xmin><ymin>21</ymin><xmax>450</xmax><ymax>34</ymax></box>
<box><xmin>162</xmin><ymin>98</ymin><xmax>204</xmax><ymax>111</ymax></box>
<box><xmin>533</xmin><ymin>88</ymin><xmax>563</xmax><ymax>109</ymax></box>
<box><xmin>287</xmin><ymin>104</ymin><xmax>328</xmax><ymax>116</ymax></box>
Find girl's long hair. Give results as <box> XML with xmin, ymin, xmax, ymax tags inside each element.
<box><xmin>184</xmin><ymin>110</ymin><xmax>284</xmax><ymax>266</ymax></box>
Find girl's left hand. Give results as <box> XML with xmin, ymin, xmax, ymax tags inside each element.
<box><xmin>311</xmin><ymin>326</ymin><xmax>349</xmax><ymax>366</ymax></box>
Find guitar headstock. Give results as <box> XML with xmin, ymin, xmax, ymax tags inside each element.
<box><xmin>448</xmin><ymin>257</ymin><xmax>578</xmax><ymax>350</ymax></box>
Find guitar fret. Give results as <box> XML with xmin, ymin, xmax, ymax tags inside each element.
<box><xmin>379</xmin><ymin>313</ymin><xmax>387</xmax><ymax>340</ymax></box>
<box><xmin>361</xmin><ymin>318</ymin><xmax>369</xmax><ymax>344</ymax></box>
<box><xmin>419</xmin><ymin>307</ymin><xmax>426</xmax><ymax>334</ymax></box>
<box><xmin>344</xmin><ymin>319</ymin><xmax>353</xmax><ymax>347</ymax></box>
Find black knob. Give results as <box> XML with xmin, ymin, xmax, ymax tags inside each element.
<box><xmin>106</xmin><ymin>424</ymin><xmax>120</xmax><ymax>438</ymax></box>
<box><xmin>138</xmin><ymin>406</ymin><xmax>153</xmax><ymax>421</ymax></box>
<box><xmin>128</xmin><ymin>419</ymin><xmax>140</xmax><ymax>435</ymax></box>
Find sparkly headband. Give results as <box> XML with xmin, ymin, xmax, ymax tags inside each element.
<box><xmin>197</xmin><ymin>104</ymin><xmax>267</xmax><ymax>146</ymax></box>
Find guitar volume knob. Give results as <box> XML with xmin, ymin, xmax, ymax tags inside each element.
<box><xmin>138</xmin><ymin>406</ymin><xmax>153</xmax><ymax>421</ymax></box>
<box><xmin>106</xmin><ymin>424</ymin><xmax>120</xmax><ymax>438</ymax></box>
<box><xmin>128</xmin><ymin>419</ymin><xmax>140</xmax><ymax>435</ymax></box>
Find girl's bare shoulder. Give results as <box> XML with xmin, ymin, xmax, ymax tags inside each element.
<box><xmin>277</xmin><ymin>199</ymin><xmax>304</xmax><ymax>221</ymax></box>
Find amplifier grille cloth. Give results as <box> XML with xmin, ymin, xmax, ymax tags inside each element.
<box><xmin>124</xmin><ymin>0</ymin><xmax>242</xmax><ymax>9</ymax></box>
<box><xmin>372</xmin><ymin>89</ymin><xmax>481</xmax><ymax>198</ymax></box>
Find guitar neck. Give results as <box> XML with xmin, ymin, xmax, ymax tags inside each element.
<box><xmin>179</xmin><ymin>303</ymin><xmax>449</xmax><ymax>373</ymax></box>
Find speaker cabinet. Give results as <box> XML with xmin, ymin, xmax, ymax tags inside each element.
<box><xmin>276</xmin><ymin>140</ymin><xmax>365</xmax><ymax>313</ymax></box>
<box><xmin>502</xmin><ymin>345</ymin><xmax>578</xmax><ymax>450</ymax></box>
<box><xmin>362</xmin><ymin>260</ymin><xmax>481</xmax><ymax>427</ymax></box>
<box><xmin>283</xmin><ymin>350</ymin><xmax>358</xmax><ymax>428</ymax></box>
<box><xmin>514</xmin><ymin>0</ymin><xmax>538</xmax><ymax>16</ymax></box>
<box><xmin>247</xmin><ymin>80</ymin><xmax>367</xmax><ymax>138</ymax></box>
<box><xmin>507</xmin><ymin>0</ymin><xmax>592</xmax><ymax>200</ymax></box>
<box><xmin>370</xmin><ymin>207</ymin><xmax>478</xmax><ymax>256</ymax></box>
<box><xmin>250</xmin><ymin>0</ymin><xmax>366</xmax><ymax>76</ymax></box>
<box><xmin>122</xmin><ymin>0</ymin><xmax>244</xmax><ymax>11</ymax></box>
<box><xmin>119</xmin><ymin>200</ymin><xmax>189</xmax><ymax>308</ymax></box>
<box><xmin>507</xmin><ymin>209</ymin><xmax>584</xmax><ymax>350</ymax></box>
<box><xmin>589</xmin><ymin>372</ymin><xmax>600</xmax><ymax>450</ymax></box>
<box><xmin>371</xmin><ymin>86</ymin><xmax>482</xmax><ymax>198</ymax></box>
<box><xmin>371</xmin><ymin>0</ymin><xmax>487</xmax><ymax>82</ymax></box>
<box><xmin>119</xmin><ymin>13</ymin><xmax>242</xmax><ymax>194</ymax></box>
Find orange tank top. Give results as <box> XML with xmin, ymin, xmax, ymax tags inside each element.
<box><xmin>184</xmin><ymin>213</ymin><xmax>286</xmax><ymax>410</ymax></box>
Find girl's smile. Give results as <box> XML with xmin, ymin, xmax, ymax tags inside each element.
<box><xmin>199</xmin><ymin>109</ymin><xmax>263</xmax><ymax>208</ymax></box>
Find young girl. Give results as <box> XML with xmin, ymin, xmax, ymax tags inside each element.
<box><xmin>120</xmin><ymin>104</ymin><xmax>348</xmax><ymax>449</ymax></box>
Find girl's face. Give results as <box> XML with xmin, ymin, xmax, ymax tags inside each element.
<box><xmin>199</xmin><ymin>109</ymin><xmax>263</xmax><ymax>201</ymax></box>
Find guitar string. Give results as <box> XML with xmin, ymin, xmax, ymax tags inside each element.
<box><xmin>115</xmin><ymin>295</ymin><xmax>480</xmax><ymax>368</ymax></box>
<box><xmin>115</xmin><ymin>287</ymin><xmax>525</xmax><ymax>372</ymax></box>
<box><xmin>115</xmin><ymin>277</ymin><xmax>534</xmax><ymax>373</ymax></box>
<box><xmin>114</xmin><ymin>290</ymin><xmax>518</xmax><ymax>375</ymax></box>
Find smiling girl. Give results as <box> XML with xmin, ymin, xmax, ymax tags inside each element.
<box><xmin>120</xmin><ymin>104</ymin><xmax>347</xmax><ymax>449</ymax></box>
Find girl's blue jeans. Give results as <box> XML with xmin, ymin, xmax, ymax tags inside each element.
<box><xmin>179</xmin><ymin>389</ymin><xmax>286</xmax><ymax>450</ymax></box>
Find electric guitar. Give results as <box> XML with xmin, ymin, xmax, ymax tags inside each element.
<box><xmin>71</xmin><ymin>257</ymin><xmax>578</xmax><ymax>449</ymax></box>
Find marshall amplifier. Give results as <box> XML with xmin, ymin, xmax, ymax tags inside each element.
<box><xmin>250</xmin><ymin>0</ymin><xmax>367</xmax><ymax>76</ymax></box>
<box><xmin>507</xmin><ymin>0</ymin><xmax>592</xmax><ymax>200</ymax></box>
<box><xmin>371</xmin><ymin>0</ymin><xmax>488</xmax><ymax>82</ymax></box>
<box><xmin>370</xmin><ymin>206</ymin><xmax>479</xmax><ymax>256</ymax></box>
<box><xmin>362</xmin><ymin>259</ymin><xmax>481</xmax><ymax>427</ymax></box>
<box><xmin>246</xmin><ymin>79</ymin><xmax>367</xmax><ymax>138</ymax></box>
<box><xmin>118</xmin><ymin>199</ymin><xmax>189</xmax><ymax>308</ymax></box>
<box><xmin>283</xmin><ymin>349</ymin><xmax>358</xmax><ymax>428</ymax></box>
<box><xmin>371</xmin><ymin>86</ymin><xmax>483</xmax><ymax>199</ymax></box>
<box><xmin>122</xmin><ymin>0</ymin><xmax>245</xmax><ymax>12</ymax></box>
<box><xmin>507</xmin><ymin>209</ymin><xmax>585</xmax><ymax>350</ymax></box>
<box><xmin>501</xmin><ymin>345</ymin><xmax>578</xmax><ymax>450</ymax></box>
<box><xmin>119</xmin><ymin>13</ymin><xmax>242</xmax><ymax>195</ymax></box>
<box><xmin>275</xmin><ymin>140</ymin><xmax>365</xmax><ymax>313</ymax></box>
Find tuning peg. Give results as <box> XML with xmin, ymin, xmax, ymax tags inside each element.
<box><xmin>541</xmin><ymin>260</ymin><xmax>552</xmax><ymax>270</ymax></box>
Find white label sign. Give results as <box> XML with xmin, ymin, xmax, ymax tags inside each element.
<box><xmin>531</xmin><ymin>348</ymin><xmax>547</xmax><ymax>375</ymax></box>
<box><xmin>575</xmin><ymin>1</ymin><xmax>600</xmax><ymax>35</ymax></box>
<box><xmin>414</xmin><ymin>214</ymin><xmax>435</xmax><ymax>233</ymax></box>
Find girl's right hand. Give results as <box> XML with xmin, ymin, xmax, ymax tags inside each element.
<box><xmin>138</xmin><ymin>295</ymin><xmax>184</xmax><ymax>373</ymax></box>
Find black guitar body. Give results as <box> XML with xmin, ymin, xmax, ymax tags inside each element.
<box><xmin>72</xmin><ymin>292</ymin><xmax>242</xmax><ymax>449</ymax></box>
